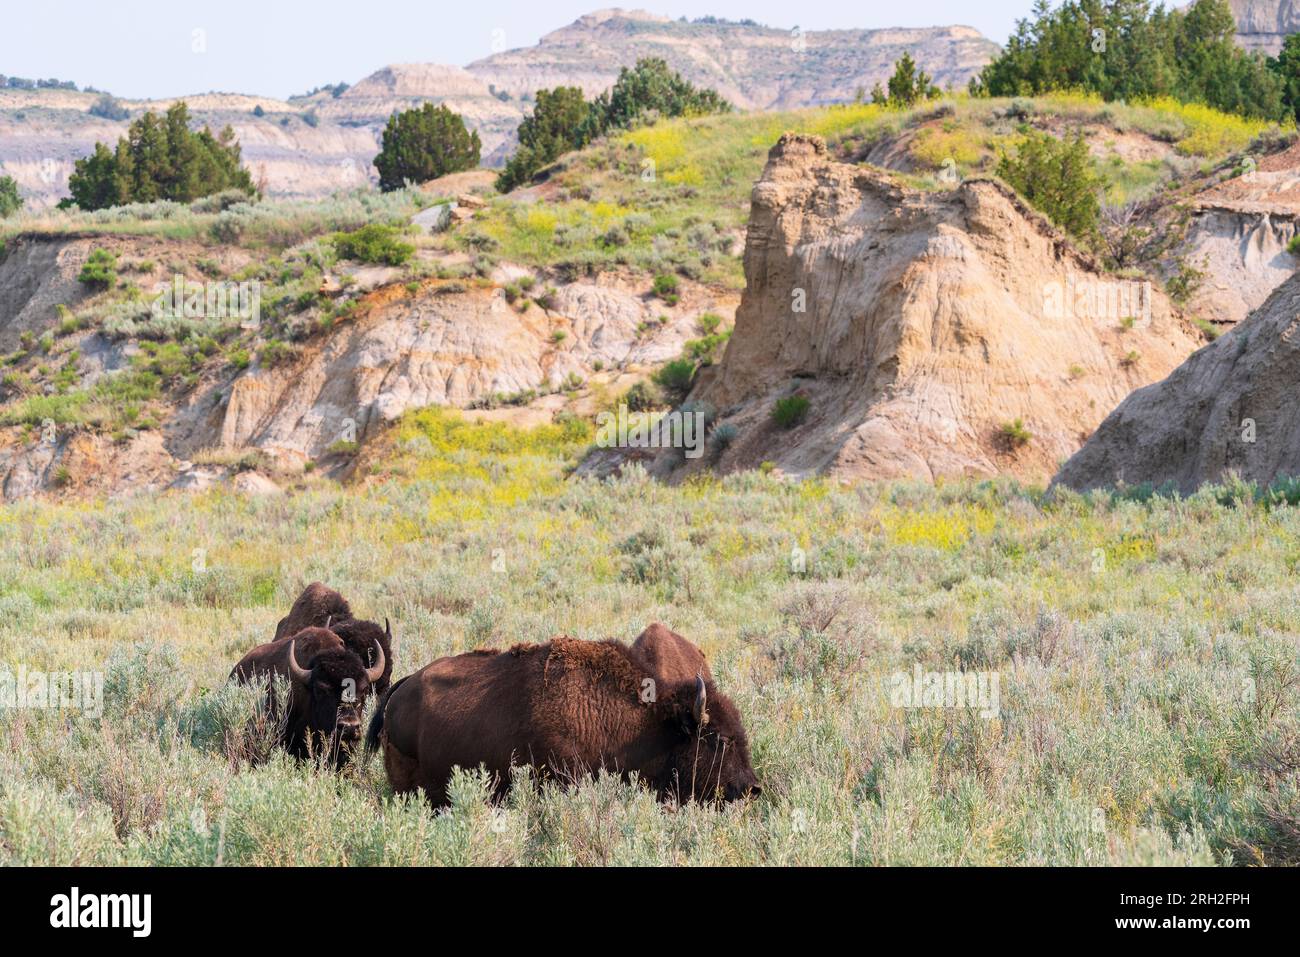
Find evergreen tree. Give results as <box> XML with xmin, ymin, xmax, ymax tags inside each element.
<box><xmin>586</xmin><ymin>57</ymin><xmax>731</xmax><ymax>136</ymax></box>
<box><xmin>1270</xmin><ymin>33</ymin><xmax>1300</xmax><ymax>121</ymax></box>
<box><xmin>997</xmin><ymin>130</ymin><xmax>1104</xmax><ymax>244</ymax></box>
<box><xmin>67</xmin><ymin>143</ymin><xmax>124</xmax><ymax>210</ymax></box>
<box><xmin>496</xmin><ymin>87</ymin><xmax>592</xmax><ymax>191</ymax></box>
<box><xmin>884</xmin><ymin>52</ymin><xmax>941</xmax><ymax>107</ymax></box>
<box><xmin>0</xmin><ymin>175</ymin><xmax>21</xmax><ymax>218</ymax></box>
<box><xmin>65</xmin><ymin>102</ymin><xmax>255</xmax><ymax>210</ymax></box>
<box><xmin>373</xmin><ymin>103</ymin><xmax>481</xmax><ymax>192</ymax></box>
<box><xmin>972</xmin><ymin>0</ymin><xmax>1284</xmax><ymax>121</ymax></box>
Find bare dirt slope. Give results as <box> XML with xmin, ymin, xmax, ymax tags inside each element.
<box><xmin>1152</xmin><ymin>138</ymin><xmax>1300</xmax><ymax>327</ymax></box>
<box><xmin>677</xmin><ymin>134</ymin><xmax>1201</xmax><ymax>483</ymax></box>
<box><xmin>1054</xmin><ymin>269</ymin><xmax>1300</xmax><ymax>494</ymax></box>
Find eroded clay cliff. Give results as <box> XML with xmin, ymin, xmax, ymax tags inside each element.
<box><xmin>1054</xmin><ymin>269</ymin><xmax>1300</xmax><ymax>494</ymax></box>
<box><xmin>682</xmin><ymin>134</ymin><xmax>1202</xmax><ymax>483</ymax></box>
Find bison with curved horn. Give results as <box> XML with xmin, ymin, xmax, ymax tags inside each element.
<box><xmin>231</xmin><ymin>626</ymin><xmax>385</xmax><ymax>765</ymax></box>
<box><xmin>366</xmin><ymin>623</ymin><xmax>759</xmax><ymax>806</ymax></box>
<box><xmin>272</xmin><ymin>583</ymin><xmax>395</xmax><ymax>697</ymax></box>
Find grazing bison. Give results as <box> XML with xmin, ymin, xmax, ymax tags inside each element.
<box><xmin>273</xmin><ymin>582</ymin><xmax>353</xmax><ymax>641</ymax></box>
<box><xmin>231</xmin><ymin>626</ymin><xmax>385</xmax><ymax>764</ymax></box>
<box><xmin>273</xmin><ymin>583</ymin><xmax>394</xmax><ymax>697</ymax></box>
<box><xmin>367</xmin><ymin>626</ymin><xmax>759</xmax><ymax>806</ymax></box>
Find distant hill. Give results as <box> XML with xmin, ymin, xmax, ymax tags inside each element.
<box><xmin>466</xmin><ymin>9</ymin><xmax>997</xmax><ymax>110</ymax></box>
<box><xmin>0</xmin><ymin>8</ymin><xmax>997</xmax><ymax>207</ymax></box>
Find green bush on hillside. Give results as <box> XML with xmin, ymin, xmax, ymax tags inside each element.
<box><xmin>88</xmin><ymin>93</ymin><xmax>130</xmax><ymax>121</ymax></box>
<box><xmin>652</xmin><ymin>358</ymin><xmax>697</xmax><ymax>402</ymax></box>
<box><xmin>65</xmin><ymin>102</ymin><xmax>256</xmax><ymax>211</ymax></box>
<box><xmin>997</xmin><ymin>130</ymin><xmax>1103</xmax><ymax>244</ymax></box>
<box><xmin>77</xmin><ymin>248</ymin><xmax>118</xmax><ymax>289</ymax></box>
<box><xmin>772</xmin><ymin>394</ymin><xmax>810</xmax><ymax>428</ymax></box>
<box><xmin>0</xmin><ymin>175</ymin><xmax>21</xmax><ymax>218</ymax></box>
<box><xmin>374</xmin><ymin>103</ymin><xmax>480</xmax><ymax>192</ymax></box>
<box><xmin>332</xmin><ymin>224</ymin><xmax>415</xmax><ymax>266</ymax></box>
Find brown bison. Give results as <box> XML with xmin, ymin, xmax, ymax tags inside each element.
<box><xmin>231</xmin><ymin>626</ymin><xmax>385</xmax><ymax>764</ymax></box>
<box><xmin>273</xmin><ymin>583</ymin><xmax>394</xmax><ymax>697</ymax></box>
<box><xmin>274</xmin><ymin>582</ymin><xmax>352</xmax><ymax>641</ymax></box>
<box><xmin>366</xmin><ymin>624</ymin><xmax>759</xmax><ymax>806</ymax></box>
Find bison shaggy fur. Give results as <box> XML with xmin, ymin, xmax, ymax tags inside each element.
<box><xmin>231</xmin><ymin>625</ymin><xmax>385</xmax><ymax>765</ymax></box>
<box><xmin>273</xmin><ymin>583</ymin><xmax>394</xmax><ymax>697</ymax></box>
<box><xmin>273</xmin><ymin>582</ymin><xmax>352</xmax><ymax>642</ymax></box>
<box><xmin>367</xmin><ymin>625</ymin><xmax>759</xmax><ymax>806</ymax></box>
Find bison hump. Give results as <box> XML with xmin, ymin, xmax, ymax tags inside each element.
<box><xmin>629</xmin><ymin>623</ymin><xmax>713</xmax><ymax>684</ymax></box>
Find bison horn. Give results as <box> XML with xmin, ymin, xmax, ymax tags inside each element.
<box><xmin>365</xmin><ymin>637</ymin><xmax>385</xmax><ymax>684</ymax></box>
<box><xmin>693</xmin><ymin>674</ymin><xmax>709</xmax><ymax>726</ymax></box>
<box><xmin>287</xmin><ymin>638</ymin><xmax>312</xmax><ymax>687</ymax></box>
<box><xmin>324</xmin><ymin>615</ymin><xmax>333</xmax><ymax>630</ymax></box>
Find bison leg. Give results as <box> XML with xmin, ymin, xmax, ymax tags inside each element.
<box><xmin>380</xmin><ymin>732</ymin><xmax>426</xmax><ymax>799</ymax></box>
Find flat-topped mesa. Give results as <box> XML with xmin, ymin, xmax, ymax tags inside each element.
<box><xmin>684</xmin><ymin>132</ymin><xmax>1201</xmax><ymax>483</ymax></box>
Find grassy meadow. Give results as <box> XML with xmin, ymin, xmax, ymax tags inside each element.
<box><xmin>446</xmin><ymin>92</ymin><xmax>1286</xmax><ymax>288</ymax></box>
<box><xmin>1</xmin><ymin>409</ymin><xmax>1297</xmax><ymax>866</ymax></box>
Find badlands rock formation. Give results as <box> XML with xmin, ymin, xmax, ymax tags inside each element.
<box><xmin>0</xmin><ymin>89</ymin><xmax>381</xmax><ymax>210</ymax></box>
<box><xmin>682</xmin><ymin>134</ymin><xmax>1201</xmax><ymax>483</ymax></box>
<box><xmin>1157</xmin><ymin>138</ymin><xmax>1300</xmax><ymax>326</ymax></box>
<box><xmin>1054</xmin><ymin>270</ymin><xmax>1300</xmax><ymax>493</ymax></box>
<box><xmin>466</xmin><ymin>9</ymin><xmax>998</xmax><ymax>111</ymax></box>
<box><xmin>0</xmin><ymin>243</ymin><xmax>734</xmax><ymax>499</ymax></box>
<box><xmin>194</xmin><ymin>278</ymin><xmax>726</xmax><ymax>466</ymax></box>
<box><xmin>1228</xmin><ymin>0</ymin><xmax>1300</xmax><ymax>54</ymax></box>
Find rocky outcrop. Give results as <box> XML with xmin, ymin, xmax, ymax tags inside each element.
<box><xmin>0</xmin><ymin>238</ymin><xmax>94</xmax><ymax>351</ymax></box>
<box><xmin>1168</xmin><ymin>207</ymin><xmax>1299</xmax><ymax>326</ymax></box>
<box><xmin>0</xmin><ymin>237</ymin><xmax>734</xmax><ymax>499</ymax></box>
<box><xmin>1228</xmin><ymin>0</ymin><xmax>1300</xmax><ymax>54</ymax></box>
<box><xmin>1157</xmin><ymin>137</ymin><xmax>1300</xmax><ymax>326</ymax></box>
<box><xmin>170</xmin><ymin>277</ymin><xmax>732</xmax><ymax>467</ymax></box>
<box><xmin>1054</xmin><ymin>270</ymin><xmax>1300</xmax><ymax>494</ymax></box>
<box><xmin>0</xmin><ymin>429</ymin><xmax>176</xmax><ymax>501</ymax></box>
<box><xmin>679</xmin><ymin>134</ymin><xmax>1201</xmax><ymax>483</ymax></box>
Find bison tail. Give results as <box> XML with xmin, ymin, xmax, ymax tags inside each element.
<box><xmin>365</xmin><ymin>674</ymin><xmax>409</xmax><ymax>756</ymax></box>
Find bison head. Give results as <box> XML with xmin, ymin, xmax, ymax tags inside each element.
<box><xmin>328</xmin><ymin>617</ymin><xmax>393</xmax><ymax>694</ymax></box>
<box><xmin>286</xmin><ymin>633</ymin><xmax>384</xmax><ymax>758</ymax></box>
<box><xmin>662</xmin><ymin>675</ymin><xmax>760</xmax><ymax>804</ymax></box>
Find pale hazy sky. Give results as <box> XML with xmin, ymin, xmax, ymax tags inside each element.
<box><xmin>0</xmin><ymin>1</ymin><xmax>1030</xmax><ymax>100</ymax></box>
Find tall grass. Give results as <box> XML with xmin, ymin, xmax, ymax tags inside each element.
<box><xmin>1</xmin><ymin>188</ymin><xmax>427</xmax><ymax>251</ymax></box>
<box><xmin>0</xmin><ymin>411</ymin><xmax>1296</xmax><ymax>865</ymax></box>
